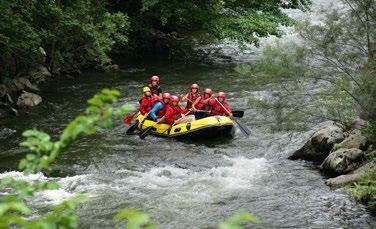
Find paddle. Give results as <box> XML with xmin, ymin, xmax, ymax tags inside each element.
<box><xmin>123</xmin><ymin>111</ymin><xmax>137</xmax><ymax>124</ymax></box>
<box><xmin>126</xmin><ymin>110</ymin><xmax>151</xmax><ymax>135</ymax></box>
<box><xmin>232</xmin><ymin>110</ymin><xmax>244</xmax><ymax>118</ymax></box>
<box><xmin>139</xmin><ymin>116</ymin><xmax>165</xmax><ymax>139</ymax></box>
<box><xmin>214</xmin><ymin>98</ymin><xmax>250</xmax><ymax>136</ymax></box>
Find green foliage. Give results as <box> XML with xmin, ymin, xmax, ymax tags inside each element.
<box><xmin>114</xmin><ymin>0</ymin><xmax>309</xmax><ymax>49</ymax></box>
<box><xmin>247</xmin><ymin>0</ymin><xmax>376</xmax><ymax>129</ymax></box>
<box><xmin>113</xmin><ymin>209</ymin><xmax>261</xmax><ymax>229</ymax></box>
<box><xmin>345</xmin><ymin>169</ymin><xmax>376</xmax><ymax>211</ymax></box>
<box><xmin>0</xmin><ymin>1</ymin><xmax>129</xmax><ymax>81</ymax></box>
<box><xmin>0</xmin><ymin>88</ymin><xmax>132</xmax><ymax>228</ymax></box>
<box><xmin>218</xmin><ymin>212</ymin><xmax>261</xmax><ymax>229</ymax></box>
<box><xmin>114</xmin><ymin>209</ymin><xmax>156</xmax><ymax>229</ymax></box>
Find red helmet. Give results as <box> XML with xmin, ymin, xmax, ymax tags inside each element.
<box><xmin>171</xmin><ymin>95</ymin><xmax>179</xmax><ymax>102</ymax></box>
<box><xmin>217</xmin><ymin>92</ymin><xmax>226</xmax><ymax>99</ymax></box>
<box><xmin>208</xmin><ymin>99</ymin><xmax>217</xmax><ymax>106</ymax></box>
<box><xmin>191</xmin><ymin>83</ymin><xmax>199</xmax><ymax>89</ymax></box>
<box><xmin>162</xmin><ymin>92</ymin><xmax>171</xmax><ymax>100</ymax></box>
<box><xmin>151</xmin><ymin>75</ymin><xmax>160</xmax><ymax>83</ymax></box>
<box><xmin>204</xmin><ymin>88</ymin><xmax>212</xmax><ymax>95</ymax></box>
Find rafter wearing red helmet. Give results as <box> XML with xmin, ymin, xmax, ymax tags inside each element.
<box><xmin>181</xmin><ymin>83</ymin><xmax>201</xmax><ymax>111</ymax></box>
<box><xmin>196</xmin><ymin>88</ymin><xmax>213</xmax><ymax>110</ymax></box>
<box><xmin>210</xmin><ymin>92</ymin><xmax>232</xmax><ymax>117</ymax></box>
<box><xmin>148</xmin><ymin>75</ymin><xmax>163</xmax><ymax>99</ymax></box>
<box><xmin>163</xmin><ymin>95</ymin><xmax>195</xmax><ymax>125</ymax></box>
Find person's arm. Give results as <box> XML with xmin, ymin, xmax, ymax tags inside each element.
<box><xmin>192</xmin><ymin>96</ymin><xmax>202</xmax><ymax>111</ymax></box>
<box><xmin>139</xmin><ymin>99</ymin><xmax>146</xmax><ymax>115</ymax></box>
<box><xmin>180</xmin><ymin>93</ymin><xmax>189</xmax><ymax>102</ymax></box>
<box><xmin>224</xmin><ymin>103</ymin><xmax>232</xmax><ymax>117</ymax></box>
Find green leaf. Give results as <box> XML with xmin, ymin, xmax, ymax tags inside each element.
<box><xmin>114</xmin><ymin>209</ymin><xmax>156</xmax><ymax>229</ymax></box>
<box><xmin>218</xmin><ymin>212</ymin><xmax>261</xmax><ymax>229</ymax></box>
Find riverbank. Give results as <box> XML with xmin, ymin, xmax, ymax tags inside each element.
<box><xmin>289</xmin><ymin>119</ymin><xmax>376</xmax><ymax>214</ymax></box>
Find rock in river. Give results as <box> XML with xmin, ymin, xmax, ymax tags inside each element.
<box><xmin>289</xmin><ymin>124</ymin><xmax>345</xmax><ymax>162</ymax></box>
<box><xmin>320</xmin><ymin>148</ymin><xmax>365</xmax><ymax>176</ymax></box>
<box><xmin>17</xmin><ymin>91</ymin><xmax>42</xmax><ymax>107</ymax></box>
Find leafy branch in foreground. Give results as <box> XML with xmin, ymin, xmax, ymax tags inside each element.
<box><xmin>114</xmin><ymin>209</ymin><xmax>261</xmax><ymax>229</ymax></box>
<box><xmin>0</xmin><ymin>88</ymin><xmax>132</xmax><ymax>228</ymax></box>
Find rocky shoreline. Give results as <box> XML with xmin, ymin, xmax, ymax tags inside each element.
<box><xmin>289</xmin><ymin>118</ymin><xmax>375</xmax><ymax>214</ymax></box>
<box><xmin>0</xmin><ymin>62</ymin><xmax>120</xmax><ymax>120</ymax></box>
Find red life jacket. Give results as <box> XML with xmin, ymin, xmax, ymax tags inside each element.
<box><xmin>186</xmin><ymin>92</ymin><xmax>201</xmax><ymax>109</ymax></box>
<box><xmin>165</xmin><ymin>105</ymin><xmax>186</xmax><ymax>124</ymax></box>
<box><xmin>196</xmin><ymin>96</ymin><xmax>211</xmax><ymax>110</ymax></box>
<box><xmin>210</xmin><ymin>101</ymin><xmax>231</xmax><ymax>116</ymax></box>
<box><xmin>139</xmin><ymin>96</ymin><xmax>154</xmax><ymax>115</ymax></box>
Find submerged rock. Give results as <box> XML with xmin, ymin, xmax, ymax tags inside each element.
<box><xmin>320</xmin><ymin>148</ymin><xmax>365</xmax><ymax>176</ymax></box>
<box><xmin>17</xmin><ymin>91</ymin><xmax>42</xmax><ymax>107</ymax></box>
<box><xmin>289</xmin><ymin>124</ymin><xmax>345</xmax><ymax>162</ymax></box>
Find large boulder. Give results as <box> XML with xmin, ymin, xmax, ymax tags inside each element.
<box><xmin>17</xmin><ymin>91</ymin><xmax>42</xmax><ymax>107</ymax></box>
<box><xmin>320</xmin><ymin>148</ymin><xmax>365</xmax><ymax>176</ymax></box>
<box><xmin>338</xmin><ymin>130</ymin><xmax>368</xmax><ymax>150</ymax></box>
<box><xmin>289</xmin><ymin>124</ymin><xmax>345</xmax><ymax>161</ymax></box>
<box><xmin>325</xmin><ymin>162</ymin><xmax>376</xmax><ymax>188</ymax></box>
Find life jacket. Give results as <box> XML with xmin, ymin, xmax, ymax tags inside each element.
<box><xmin>210</xmin><ymin>101</ymin><xmax>231</xmax><ymax>116</ymax></box>
<box><xmin>186</xmin><ymin>92</ymin><xmax>201</xmax><ymax>109</ymax></box>
<box><xmin>196</xmin><ymin>96</ymin><xmax>210</xmax><ymax>110</ymax></box>
<box><xmin>165</xmin><ymin>105</ymin><xmax>186</xmax><ymax>124</ymax></box>
<box><xmin>149</xmin><ymin>84</ymin><xmax>161</xmax><ymax>96</ymax></box>
<box><xmin>139</xmin><ymin>96</ymin><xmax>154</xmax><ymax>115</ymax></box>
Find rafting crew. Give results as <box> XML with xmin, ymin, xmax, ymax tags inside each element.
<box><xmin>181</xmin><ymin>83</ymin><xmax>201</xmax><ymax>111</ymax></box>
<box><xmin>196</xmin><ymin>88</ymin><xmax>213</xmax><ymax>111</ymax></box>
<box><xmin>163</xmin><ymin>95</ymin><xmax>195</xmax><ymax>124</ymax></box>
<box><xmin>149</xmin><ymin>75</ymin><xmax>162</xmax><ymax>99</ymax></box>
<box><xmin>149</xmin><ymin>92</ymin><xmax>171</xmax><ymax>121</ymax></box>
<box><xmin>209</xmin><ymin>92</ymin><xmax>232</xmax><ymax>117</ymax></box>
<box><xmin>138</xmin><ymin>75</ymin><xmax>233</xmax><ymax>124</ymax></box>
<box><xmin>139</xmin><ymin>86</ymin><xmax>155</xmax><ymax>115</ymax></box>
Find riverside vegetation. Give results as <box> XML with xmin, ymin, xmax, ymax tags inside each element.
<box><xmin>240</xmin><ymin>0</ymin><xmax>375</xmax><ymax>213</ymax></box>
<box><xmin>0</xmin><ymin>0</ymin><xmax>310</xmax><ymax>116</ymax></box>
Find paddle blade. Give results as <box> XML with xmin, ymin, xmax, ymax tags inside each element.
<box><xmin>139</xmin><ymin>126</ymin><xmax>153</xmax><ymax>139</ymax></box>
<box><xmin>126</xmin><ymin>121</ymin><xmax>139</xmax><ymax>135</ymax></box>
<box><xmin>232</xmin><ymin>110</ymin><xmax>244</xmax><ymax>118</ymax></box>
<box><xmin>235</xmin><ymin>120</ymin><xmax>251</xmax><ymax>136</ymax></box>
<box><xmin>123</xmin><ymin>113</ymin><xmax>136</xmax><ymax>124</ymax></box>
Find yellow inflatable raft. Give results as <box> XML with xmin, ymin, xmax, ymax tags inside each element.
<box><xmin>135</xmin><ymin>114</ymin><xmax>235</xmax><ymax>139</ymax></box>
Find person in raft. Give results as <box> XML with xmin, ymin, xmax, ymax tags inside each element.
<box><xmin>161</xmin><ymin>95</ymin><xmax>194</xmax><ymax>124</ymax></box>
<box><xmin>209</xmin><ymin>92</ymin><xmax>232</xmax><ymax>117</ymax></box>
<box><xmin>148</xmin><ymin>75</ymin><xmax>162</xmax><ymax>99</ymax></box>
<box><xmin>181</xmin><ymin>83</ymin><xmax>201</xmax><ymax>111</ymax></box>
<box><xmin>195</xmin><ymin>88</ymin><xmax>213</xmax><ymax>110</ymax></box>
<box><xmin>139</xmin><ymin>86</ymin><xmax>154</xmax><ymax>115</ymax></box>
<box><xmin>149</xmin><ymin>92</ymin><xmax>171</xmax><ymax>121</ymax></box>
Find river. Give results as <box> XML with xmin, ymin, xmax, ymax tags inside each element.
<box><xmin>1</xmin><ymin>0</ymin><xmax>376</xmax><ymax>228</ymax></box>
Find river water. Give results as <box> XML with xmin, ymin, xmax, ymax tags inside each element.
<box><xmin>1</xmin><ymin>1</ymin><xmax>376</xmax><ymax>228</ymax></box>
